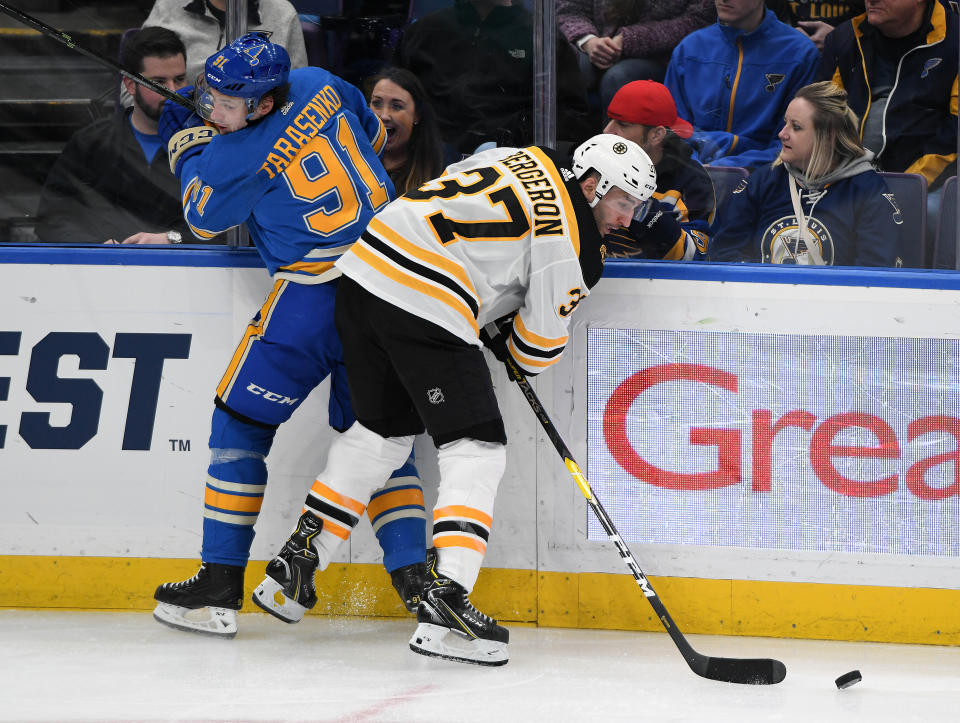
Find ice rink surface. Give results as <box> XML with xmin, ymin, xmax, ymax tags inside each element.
<box><xmin>1</xmin><ymin>609</ymin><xmax>958</xmax><ymax>723</ymax></box>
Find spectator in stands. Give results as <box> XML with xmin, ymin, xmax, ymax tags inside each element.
<box><xmin>664</xmin><ymin>0</ymin><xmax>819</xmax><ymax>170</ymax></box>
<box><xmin>816</xmin><ymin>0</ymin><xmax>958</xmax><ymax>240</ymax></box>
<box><xmin>557</xmin><ymin>0</ymin><xmax>715</xmax><ymax>113</ymax></box>
<box><xmin>34</xmin><ymin>27</ymin><xmax>193</xmax><ymax>245</ymax></box>
<box><xmin>398</xmin><ymin>0</ymin><xmax>594</xmax><ymax>158</ymax></box>
<box><xmin>142</xmin><ymin>0</ymin><xmax>307</xmax><ymax>84</ymax></box>
<box><xmin>601</xmin><ymin>80</ymin><xmax>715</xmax><ymax>260</ymax></box>
<box><xmin>768</xmin><ymin>1</ymin><xmax>865</xmax><ymax>49</ymax></box>
<box><xmin>709</xmin><ymin>81</ymin><xmax>903</xmax><ymax>266</ymax></box>
<box><xmin>366</xmin><ymin>67</ymin><xmax>444</xmax><ymax>195</ymax></box>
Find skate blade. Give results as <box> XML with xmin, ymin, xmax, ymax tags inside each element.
<box><xmin>408</xmin><ymin>622</ymin><xmax>508</xmax><ymax>667</ymax></box>
<box><xmin>251</xmin><ymin>576</ymin><xmax>307</xmax><ymax>624</ymax></box>
<box><xmin>152</xmin><ymin>602</ymin><xmax>237</xmax><ymax>638</ymax></box>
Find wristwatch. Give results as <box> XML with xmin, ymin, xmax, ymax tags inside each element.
<box><xmin>166</xmin><ymin>230</ymin><xmax>183</xmax><ymax>244</ymax></box>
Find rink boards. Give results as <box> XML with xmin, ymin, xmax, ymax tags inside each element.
<box><xmin>1</xmin><ymin>248</ymin><xmax>958</xmax><ymax>645</ymax></box>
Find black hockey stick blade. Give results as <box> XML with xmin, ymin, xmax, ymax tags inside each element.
<box><xmin>496</xmin><ymin>348</ymin><xmax>788</xmax><ymax>686</ymax></box>
<box><xmin>701</xmin><ymin>655</ymin><xmax>787</xmax><ymax>685</ymax></box>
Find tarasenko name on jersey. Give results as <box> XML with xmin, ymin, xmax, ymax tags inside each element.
<box><xmin>179</xmin><ymin>67</ymin><xmax>392</xmax><ymax>282</ymax></box>
<box><xmin>257</xmin><ymin>85</ymin><xmax>346</xmax><ymax>180</ymax></box>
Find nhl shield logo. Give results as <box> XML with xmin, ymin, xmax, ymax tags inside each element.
<box><xmin>427</xmin><ymin>387</ymin><xmax>445</xmax><ymax>405</ymax></box>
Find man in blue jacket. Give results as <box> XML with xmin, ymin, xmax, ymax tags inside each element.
<box><xmin>817</xmin><ymin>0</ymin><xmax>957</xmax><ymax>225</ymax></box>
<box><xmin>664</xmin><ymin>0</ymin><xmax>819</xmax><ymax>169</ymax></box>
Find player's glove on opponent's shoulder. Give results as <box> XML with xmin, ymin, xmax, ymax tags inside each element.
<box><xmin>158</xmin><ymin>86</ymin><xmax>218</xmax><ymax>177</ymax></box>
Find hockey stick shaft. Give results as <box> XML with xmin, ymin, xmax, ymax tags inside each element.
<box><xmin>0</xmin><ymin>1</ymin><xmax>193</xmax><ymax>109</ymax></box>
<box><xmin>500</xmin><ymin>353</ymin><xmax>786</xmax><ymax>685</ymax></box>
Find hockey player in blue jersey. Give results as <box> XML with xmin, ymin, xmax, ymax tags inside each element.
<box><xmin>152</xmin><ymin>32</ymin><xmax>428</xmax><ymax>637</ymax></box>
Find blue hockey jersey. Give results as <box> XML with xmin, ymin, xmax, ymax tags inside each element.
<box><xmin>178</xmin><ymin>67</ymin><xmax>392</xmax><ymax>282</ymax></box>
<box><xmin>709</xmin><ymin>158</ymin><xmax>904</xmax><ymax>267</ymax></box>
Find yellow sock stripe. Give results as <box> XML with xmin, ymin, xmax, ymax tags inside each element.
<box><xmin>433</xmin><ymin>505</ymin><xmax>493</xmax><ymax>528</ymax></box>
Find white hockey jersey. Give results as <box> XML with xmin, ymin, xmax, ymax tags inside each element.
<box><xmin>335</xmin><ymin>145</ymin><xmax>604</xmax><ymax>376</ymax></box>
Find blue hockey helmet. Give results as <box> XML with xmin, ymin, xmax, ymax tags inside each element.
<box><xmin>197</xmin><ymin>31</ymin><xmax>290</xmax><ymax>119</ymax></box>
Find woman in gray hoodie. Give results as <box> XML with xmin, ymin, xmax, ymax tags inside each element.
<box><xmin>709</xmin><ymin>81</ymin><xmax>904</xmax><ymax>267</ymax></box>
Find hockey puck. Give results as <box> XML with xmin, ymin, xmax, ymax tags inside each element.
<box><xmin>835</xmin><ymin>670</ymin><xmax>862</xmax><ymax>689</ymax></box>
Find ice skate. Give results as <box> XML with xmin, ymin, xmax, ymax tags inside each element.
<box><xmin>390</xmin><ymin>548</ymin><xmax>436</xmax><ymax>614</ymax></box>
<box><xmin>409</xmin><ymin>576</ymin><xmax>509</xmax><ymax>666</ymax></box>
<box><xmin>252</xmin><ymin>510</ymin><xmax>322</xmax><ymax>623</ymax></box>
<box><xmin>153</xmin><ymin>562</ymin><xmax>243</xmax><ymax>638</ymax></box>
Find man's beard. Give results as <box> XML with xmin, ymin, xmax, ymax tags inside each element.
<box><xmin>134</xmin><ymin>86</ymin><xmax>163</xmax><ymax>122</ymax></box>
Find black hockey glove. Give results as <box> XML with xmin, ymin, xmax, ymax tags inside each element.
<box><xmin>480</xmin><ymin>317</ymin><xmax>514</xmax><ymax>364</ymax></box>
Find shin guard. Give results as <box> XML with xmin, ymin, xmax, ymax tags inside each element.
<box><xmin>202</xmin><ymin>407</ymin><xmax>276</xmax><ymax>566</ymax></box>
<box><xmin>301</xmin><ymin>423</ymin><xmax>415</xmax><ymax>569</ymax></box>
<box><xmin>433</xmin><ymin>438</ymin><xmax>506</xmax><ymax>593</ymax></box>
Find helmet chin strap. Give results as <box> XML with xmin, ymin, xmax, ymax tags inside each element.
<box><xmin>589</xmin><ymin>190</ymin><xmax>603</xmax><ymax>208</ymax></box>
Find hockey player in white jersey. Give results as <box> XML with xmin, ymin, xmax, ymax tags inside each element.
<box><xmin>262</xmin><ymin>134</ymin><xmax>656</xmax><ymax>665</ymax></box>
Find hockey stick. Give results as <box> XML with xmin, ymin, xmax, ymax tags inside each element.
<box><xmin>498</xmin><ymin>349</ymin><xmax>787</xmax><ymax>685</ymax></box>
<box><xmin>0</xmin><ymin>1</ymin><xmax>193</xmax><ymax>110</ymax></box>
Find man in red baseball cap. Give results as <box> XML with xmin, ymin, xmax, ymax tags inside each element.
<box><xmin>602</xmin><ymin>80</ymin><xmax>715</xmax><ymax>260</ymax></box>
<box><xmin>606</xmin><ymin>79</ymin><xmax>694</xmax><ymax>140</ymax></box>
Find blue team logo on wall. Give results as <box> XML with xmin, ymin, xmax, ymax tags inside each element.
<box><xmin>762</xmin><ymin>215</ymin><xmax>834</xmax><ymax>265</ymax></box>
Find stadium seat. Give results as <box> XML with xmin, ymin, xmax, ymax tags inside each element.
<box><xmin>879</xmin><ymin>172</ymin><xmax>929</xmax><ymax>268</ymax></box>
<box><xmin>933</xmin><ymin>175</ymin><xmax>958</xmax><ymax>270</ymax></box>
<box><xmin>705</xmin><ymin>166</ymin><xmax>749</xmax><ymax>217</ymax></box>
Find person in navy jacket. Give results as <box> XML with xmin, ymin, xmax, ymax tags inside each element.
<box><xmin>709</xmin><ymin>81</ymin><xmax>903</xmax><ymax>267</ymax></box>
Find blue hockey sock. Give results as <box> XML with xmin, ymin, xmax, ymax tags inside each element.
<box><xmin>201</xmin><ymin>406</ymin><xmax>276</xmax><ymax>567</ymax></box>
<box><xmin>366</xmin><ymin>455</ymin><xmax>427</xmax><ymax>572</ymax></box>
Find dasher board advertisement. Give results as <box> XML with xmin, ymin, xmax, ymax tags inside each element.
<box><xmin>587</xmin><ymin>328</ymin><xmax>959</xmax><ymax>557</ymax></box>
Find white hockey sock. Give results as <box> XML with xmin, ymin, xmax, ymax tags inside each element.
<box><xmin>302</xmin><ymin>423</ymin><xmax>415</xmax><ymax>568</ymax></box>
<box><xmin>433</xmin><ymin>438</ymin><xmax>506</xmax><ymax>593</ymax></box>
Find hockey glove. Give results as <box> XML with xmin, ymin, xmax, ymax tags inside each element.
<box><xmin>158</xmin><ymin>86</ymin><xmax>218</xmax><ymax>177</ymax></box>
<box><xmin>604</xmin><ymin>198</ymin><xmax>685</xmax><ymax>260</ymax></box>
<box><xmin>157</xmin><ymin>86</ymin><xmax>204</xmax><ymax>143</ymax></box>
<box><xmin>480</xmin><ymin>317</ymin><xmax>514</xmax><ymax>364</ymax></box>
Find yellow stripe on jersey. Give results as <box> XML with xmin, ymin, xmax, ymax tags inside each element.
<box><xmin>513</xmin><ymin>314</ymin><xmax>568</xmax><ymax>350</ymax></box>
<box><xmin>217</xmin><ymin>280</ymin><xmax>286</xmax><ymax>400</ymax></box>
<box><xmin>276</xmin><ymin>259</ymin><xmax>337</xmax><ymax>275</ymax></box>
<box><xmin>508</xmin><ymin>340</ymin><xmax>558</xmax><ymax>370</ymax></box>
<box><xmin>663</xmin><ymin>230</ymin><xmax>688</xmax><ymax>261</ymax></box>
<box><xmin>371</xmin><ymin>116</ymin><xmax>387</xmax><ymax>155</ymax></box>
<box><xmin>528</xmin><ymin>147</ymin><xmax>580</xmax><ymax>255</ymax></box>
<box><xmin>183</xmin><ymin>177</ymin><xmax>201</xmax><ymax>208</ymax></box>
<box><xmin>368</xmin><ymin>217</ymin><xmax>479</xmax><ymax>300</ymax></box>
<box><xmin>351</xmin><ymin>240</ymin><xmax>480</xmax><ymax>337</ymax></box>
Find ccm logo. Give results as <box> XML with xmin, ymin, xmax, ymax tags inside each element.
<box><xmin>245</xmin><ymin>383</ymin><xmax>298</xmax><ymax>405</ymax></box>
<box><xmin>0</xmin><ymin>331</ymin><xmax>190</xmax><ymax>451</ymax></box>
<box><xmin>603</xmin><ymin>363</ymin><xmax>959</xmax><ymax>500</ymax></box>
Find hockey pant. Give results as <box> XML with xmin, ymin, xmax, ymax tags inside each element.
<box><xmin>201</xmin><ymin>280</ymin><xmax>425</xmax><ymax>569</ymax></box>
<box><xmin>305</xmin><ymin>422</ymin><xmax>505</xmax><ymax>593</ymax></box>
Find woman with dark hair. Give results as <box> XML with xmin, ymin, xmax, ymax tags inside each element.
<box><xmin>709</xmin><ymin>81</ymin><xmax>902</xmax><ymax>267</ymax></box>
<box><xmin>367</xmin><ymin>67</ymin><xmax>444</xmax><ymax>196</ymax></box>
